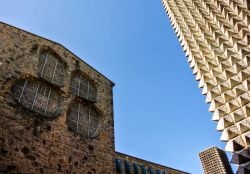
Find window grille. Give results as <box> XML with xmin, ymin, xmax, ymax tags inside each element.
<box><xmin>11</xmin><ymin>79</ymin><xmax>59</xmax><ymax>117</ymax></box>
<box><xmin>67</xmin><ymin>101</ymin><xmax>99</xmax><ymax>137</ymax></box>
<box><xmin>69</xmin><ymin>73</ymin><xmax>97</xmax><ymax>101</ymax></box>
<box><xmin>38</xmin><ymin>51</ymin><xmax>65</xmax><ymax>86</ymax></box>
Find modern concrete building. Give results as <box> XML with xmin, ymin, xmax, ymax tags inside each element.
<box><xmin>199</xmin><ymin>147</ymin><xmax>233</xmax><ymax>174</ymax></box>
<box><xmin>0</xmin><ymin>21</ymin><xmax>188</xmax><ymax>174</ymax></box>
<box><xmin>162</xmin><ymin>0</ymin><xmax>250</xmax><ymax>172</ymax></box>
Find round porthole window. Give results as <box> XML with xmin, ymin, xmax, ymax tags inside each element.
<box><xmin>67</xmin><ymin>101</ymin><xmax>100</xmax><ymax>138</ymax></box>
<box><xmin>11</xmin><ymin>79</ymin><xmax>60</xmax><ymax>117</ymax></box>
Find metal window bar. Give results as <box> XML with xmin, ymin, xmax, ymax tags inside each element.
<box><xmin>87</xmin><ymin>81</ymin><xmax>90</xmax><ymax>100</ymax></box>
<box><xmin>18</xmin><ymin>80</ymin><xmax>27</xmax><ymax>102</ymax></box>
<box><xmin>78</xmin><ymin>73</ymin><xmax>81</xmax><ymax>96</ymax></box>
<box><xmin>40</xmin><ymin>51</ymin><xmax>49</xmax><ymax>78</ymax></box>
<box><xmin>44</xmin><ymin>89</ymin><xmax>52</xmax><ymax>116</ymax></box>
<box><xmin>31</xmin><ymin>83</ymin><xmax>40</xmax><ymax>110</ymax></box>
<box><xmin>77</xmin><ymin>102</ymin><xmax>80</xmax><ymax>132</ymax></box>
<box><xmin>51</xmin><ymin>57</ymin><xmax>58</xmax><ymax>83</ymax></box>
<box><xmin>88</xmin><ymin>105</ymin><xmax>91</xmax><ymax>137</ymax></box>
<box><xmin>92</xmin><ymin>123</ymin><xmax>100</xmax><ymax>138</ymax></box>
<box><xmin>56</xmin><ymin>97</ymin><xmax>60</xmax><ymax>114</ymax></box>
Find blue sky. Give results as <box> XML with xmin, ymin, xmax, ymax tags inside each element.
<box><xmin>1</xmin><ymin>0</ymin><xmax>235</xmax><ymax>173</ymax></box>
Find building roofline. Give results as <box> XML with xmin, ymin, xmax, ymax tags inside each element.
<box><xmin>115</xmin><ymin>151</ymin><xmax>190</xmax><ymax>174</ymax></box>
<box><xmin>0</xmin><ymin>21</ymin><xmax>115</xmax><ymax>87</ymax></box>
<box><xmin>199</xmin><ymin>146</ymin><xmax>224</xmax><ymax>154</ymax></box>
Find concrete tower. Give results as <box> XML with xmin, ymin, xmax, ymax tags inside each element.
<box><xmin>162</xmin><ymin>0</ymin><xmax>250</xmax><ymax>172</ymax></box>
<box><xmin>199</xmin><ymin>147</ymin><xmax>233</xmax><ymax>174</ymax></box>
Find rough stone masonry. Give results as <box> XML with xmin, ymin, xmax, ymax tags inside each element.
<box><xmin>0</xmin><ymin>21</ymin><xmax>115</xmax><ymax>174</ymax></box>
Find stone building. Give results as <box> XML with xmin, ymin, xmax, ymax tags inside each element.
<box><xmin>199</xmin><ymin>147</ymin><xmax>233</xmax><ymax>174</ymax></box>
<box><xmin>162</xmin><ymin>0</ymin><xmax>250</xmax><ymax>172</ymax></box>
<box><xmin>115</xmin><ymin>152</ymin><xmax>189</xmax><ymax>174</ymax></box>
<box><xmin>0</xmin><ymin>21</ymin><xmax>115</xmax><ymax>174</ymax></box>
<box><xmin>0</xmin><ymin>22</ymin><xmax>188</xmax><ymax>174</ymax></box>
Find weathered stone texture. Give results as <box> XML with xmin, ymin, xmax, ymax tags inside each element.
<box><xmin>0</xmin><ymin>22</ymin><xmax>115</xmax><ymax>174</ymax></box>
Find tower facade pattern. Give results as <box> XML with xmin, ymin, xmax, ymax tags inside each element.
<box><xmin>199</xmin><ymin>147</ymin><xmax>233</xmax><ymax>174</ymax></box>
<box><xmin>162</xmin><ymin>0</ymin><xmax>250</xmax><ymax>171</ymax></box>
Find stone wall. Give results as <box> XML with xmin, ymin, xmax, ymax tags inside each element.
<box><xmin>0</xmin><ymin>22</ymin><xmax>115</xmax><ymax>174</ymax></box>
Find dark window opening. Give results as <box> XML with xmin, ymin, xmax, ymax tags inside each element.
<box><xmin>115</xmin><ymin>159</ymin><xmax>122</xmax><ymax>173</ymax></box>
<box><xmin>142</xmin><ymin>166</ymin><xmax>147</xmax><ymax>174</ymax></box>
<box><xmin>149</xmin><ymin>168</ymin><xmax>155</xmax><ymax>174</ymax></box>
<box><xmin>124</xmin><ymin>160</ymin><xmax>131</xmax><ymax>174</ymax></box>
<box><xmin>133</xmin><ymin>163</ymin><xmax>139</xmax><ymax>174</ymax></box>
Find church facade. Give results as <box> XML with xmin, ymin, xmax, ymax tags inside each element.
<box><xmin>0</xmin><ymin>22</ymin><xmax>187</xmax><ymax>174</ymax></box>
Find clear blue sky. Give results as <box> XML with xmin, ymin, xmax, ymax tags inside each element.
<box><xmin>0</xmin><ymin>1</ymin><xmax>235</xmax><ymax>173</ymax></box>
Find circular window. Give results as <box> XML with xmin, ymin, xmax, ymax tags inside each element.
<box><xmin>69</xmin><ymin>73</ymin><xmax>97</xmax><ymax>101</ymax></box>
<box><xmin>11</xmin><ymin>79</ymin><xmax>60</xmax><ymax>117</ymax></box>
<box><xmin>38</xmin><ymin>50</ymin><xmax>65</xmax><ymax>86</ymax></box>
<box><xmin>67</xmin><ymin>101</ymin><xmax>100</xmax><ymax>138</ymax></box>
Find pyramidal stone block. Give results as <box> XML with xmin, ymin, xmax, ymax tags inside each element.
<box><xmin>162</xmin><ymin>0</ymin><xmax>250</xmax><ymax>171</ymax></box>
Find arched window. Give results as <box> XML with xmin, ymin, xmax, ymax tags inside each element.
<box><xmin>38</xmin><ymin>50</ymin><xmax>65</xmax><ymax>86</ymax></box>
<box><xmin>11</xmin><ymin>79</ymin><xmax>60</xmax><ymax>117</ymax></box>
<box><xmin>67</xmin><ymin>101</ymin><xmax>99</xmax><ymax>137</ymax></box>
<box><xmin>69</xmin><ymin>73</ymin><xmax>97</xmax><ymax>101</ymax></box>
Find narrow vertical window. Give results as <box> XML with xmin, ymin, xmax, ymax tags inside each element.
<box><xmin>149</xmin><ymin>168</ymin><xmax>155</xmax><ymax>174</ymax></box>
<box><xmin>142</xmin><ymin>166</ymin><xmax>147</xmax><ymax>174</ymax></box>
<box><xmin>67</xmin><ymin>101</ymin><xmax>100</xmax><ymax>137</ymax></box>
<box><xmin>133</xmin><ymin>163</ymin><xmax>139</xmax><ymax>174</ymax></box>
<box><xmin>69</xmin><ymin>73</ymin><xmax>97</xmax><ymax>101</ymax></box>
<box><xmin>115</xmin><ymin>159</ymin><xmax>122</xmax><ymax>173</ymax></box>
<box><xmin>124</xmin><ymin>160</ymin><xmax>131</xmax><ymax>174</ymax></box>
<box><xmin>38</xmin><ymin>50</ymin><xmax>65</xmax><ymax>86</ymax></box>
<box><xmin>11</xmin><ymin>79</ymin><xmax>59</xmax><ymax>117</ymax></box>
